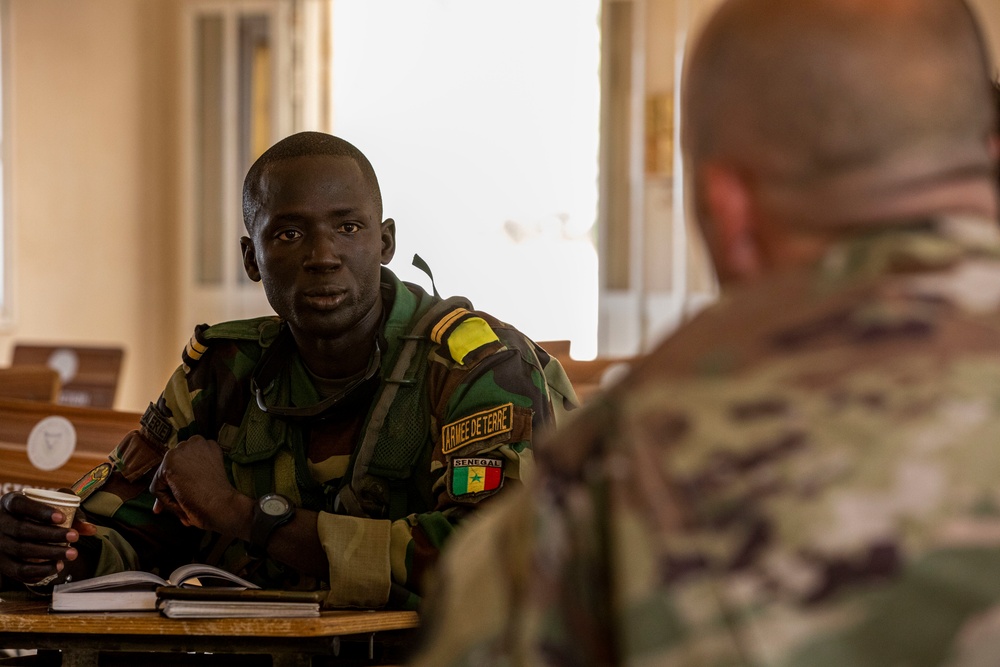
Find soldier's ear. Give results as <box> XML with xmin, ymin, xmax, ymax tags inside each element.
<box><xmin>698</xmin><ymin>163</ymin><xmax>763</xmax><ymax>284</ymax></box>
<box><xmin>241</xmin><ymin>236</ymin><xmax>262</xmax><ymax>282</ymax></box>
<box><xmin>380</xmin><ymin>218</ymin><xmax>396</xmax><ymax>265</ymax></box>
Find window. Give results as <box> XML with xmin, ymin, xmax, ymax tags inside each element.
<box><xmin>180</xmin><ymin>0</ymin><xmax>333</xmax><ymax>343</ymax></box>
<box><xmin>331</xmin><ymin>0</ymin><xmax>602</xmax><ymax>357</ymax></box>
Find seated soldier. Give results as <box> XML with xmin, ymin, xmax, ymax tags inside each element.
<box><xmin>0</xmin><ymin>132</ymin><xmax>576</xmax><ymax>609</ymax></box>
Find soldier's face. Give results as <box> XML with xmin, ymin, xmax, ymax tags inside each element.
<box><xmin>241</xmin><ymin>154</ymin><xmax>395</xmax><ymax>343</ymax></box>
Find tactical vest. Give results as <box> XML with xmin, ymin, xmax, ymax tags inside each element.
<box><xmin>209</xmin><ymin>278</ymin><xmax>472</xmax><ymax>522</ymax></box>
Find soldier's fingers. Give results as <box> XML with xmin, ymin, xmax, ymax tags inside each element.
<box><xmin>1</xmin><ymin>492</ymin><xmax>57</xmax><ymax>524</ymax></box>
<box><xmin>71</xmin><ymin>520</ymin><xmax>98</xmax><ymax>537</ymax></box>
<box><xmin>4</xmin><ymin>557</ymin><xmax>64</xmax><ymax>585</ymax></box>
<box><xmin>151</xmin><ymin>490</ymin><xmax>189</xmax><ymax>523</ymax></box>
<box><xmin>0</xmin><ymin>515</ymin><xmax>71</xmax><ymax>546</ymax></box>
<box><xmin>2</xmin><ymin>537</ymin><xmax>73</xmax><ymax>565</ymax></box>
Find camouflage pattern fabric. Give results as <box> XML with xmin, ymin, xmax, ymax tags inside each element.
<box><xmin>413</xmin><ymin>216</ymin><xmax>1000</xmax><ymax>665</ymax></box>
<box><xmin>74</xmin><ymin>267</ymin><xmax>577</xmax><ymax>609</ymax></box>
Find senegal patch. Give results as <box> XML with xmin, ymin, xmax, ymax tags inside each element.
<box><xmin>449</xmin><ymin>457</ymin><xmax>503</xmax><ymax>498</ymax></box>
<box><xmin>71</xmin><ymin>462</ymin><xmax>112</xmax><ymax>501</ymax></box>
<box><xmin>441</xmin><ymin>403</ymin><xmax>514</xmax><ymax>455</ymax></box>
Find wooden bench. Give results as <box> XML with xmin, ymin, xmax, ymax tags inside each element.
<box><xmin>0</xmin><ymin>366</ymin><xmax>61</xmax><ymax>403</ymax></box>
<box><xmin>0</xmin><ymin>398</ymin><xmax>139</xmax><ymax>494</ymax></box>
<box><xmin>11</xmin><ymin>344</ymin><xmax>124</xmax><ymax>409</ymax></box>
<box><xmin>558</xmin><ymin>357</ymin><xmax>633</xmax><ymax>403</ymax></box>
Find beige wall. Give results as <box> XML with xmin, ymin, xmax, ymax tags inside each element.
<box><xmin>0</xmin><ymin>0</ymin><xmax>180</xmax><ymax>412</ymax></box>
<box><xmin>971</xmin><ymin>0</ymin><xmax>1000</xmax><ymax>69</ymax></box>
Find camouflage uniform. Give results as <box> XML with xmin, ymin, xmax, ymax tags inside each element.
<box><xmin>413</xmin><ymin>216</ymin><xmax>1000</xmax><ymax>665</ymax></box>
<box><xmin>72</xmin><ymin>267</ymin><xmax>576</xmax><ymax>609</ymax></box>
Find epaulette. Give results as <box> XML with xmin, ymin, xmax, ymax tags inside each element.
<box><xmin>182</xmin><ymin>317</ymin><xmax>282</xmax><ymax>369</ymax></box>
<box><xmin>430</xmin><ymin>308</ymin><xmax>501</xmax><ymax>365</ymax></box>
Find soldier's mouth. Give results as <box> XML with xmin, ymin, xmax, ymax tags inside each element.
<box><xmin>302</xmin><ymin>287</ymin><xmax>347</xmax><ymax>310</ymax></box>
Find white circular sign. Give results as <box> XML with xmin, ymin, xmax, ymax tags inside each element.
<box><xmin>47</xmin><ymin>348</ymin><xmax>80</xmax><ymax>384</ymax></box>
<box><xmin>27</xmin><ymin>416</ymin><xmax>77</xmax><ymax>471</ymax></box>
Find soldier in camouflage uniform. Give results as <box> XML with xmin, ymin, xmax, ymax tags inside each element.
<box><xmin>0</xmin><ymin>132</ymin><xmax>576</xmax><ymax>609</ymax></box>
<box><xmin>412</xmin><ymin>0</ymin><xmax>1000</xmax><ymax>664</ymax></box>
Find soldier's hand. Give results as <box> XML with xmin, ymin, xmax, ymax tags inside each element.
<box><xmin>0</xmin><ymin>490</ymin><xmax>95</xmax><ymax>585</ymax></box>
<box><xmin>150</xmin><ymin>435</ymin><xmax>253</xmax><ymax>537</ymax></box>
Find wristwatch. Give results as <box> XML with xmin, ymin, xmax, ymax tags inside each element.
<box><xmin>249</xmin><ymin>493</ymin><xmax>296</xmax><ymax>552</ymax></box>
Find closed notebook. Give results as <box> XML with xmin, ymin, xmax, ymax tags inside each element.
<box><xmin>51</xmin><ymin>563</ymin><xmax>258</xmax><ymax>612</ymax></box>
<box><xmin>157</xmin><ymin>588</ymin><xmax>324</xmax><ymax>618</ymax></box>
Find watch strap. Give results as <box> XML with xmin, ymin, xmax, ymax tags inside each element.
<box><xmin>249</xmin><ymin>497</ymin><xmax>295</xmax><ymax>552</ymax></box>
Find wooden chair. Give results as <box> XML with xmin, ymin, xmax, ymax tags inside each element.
<box><xmin>536</xmin><ymin>340</ymin><xmax>635</xmax><ymax>403</ymax></box>
<box><xmin>559</xmin><ymin>357</ymin><xmax>633</xmax><ymax>404</ymax></box>
<box><xmin>11</xmin><ymin>344</ymin><xmax>124</xmax><ymax>409</ymax></box>
<box><xmin>0</xmin><ymin>366</ymin><xmax>61</xmax><ymax>403</ymax></box>
<box><xmin>536</xmin><ymin>339</ymin><xmax>573</xmax><ymax>359</ymax></box>
<box><xmin>0</xmin><ymin>397</ymin><xmax>140</xmax><ymax>493</ymax></box>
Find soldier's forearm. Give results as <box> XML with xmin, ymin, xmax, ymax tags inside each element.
<box><xmin>259</xmin><ymin>509</ymin><xmax>330</xmax><ymax>580</ymax></box>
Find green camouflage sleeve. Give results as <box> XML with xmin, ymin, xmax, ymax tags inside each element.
<box><xmin>318</xmin><ymin>318</ymin><xmax>577</xmax><ymax>609</ymax></box>
<box><xmin>413</xmin><ymin>220</ymin><xmax>1000</xmax><ymax>665</ymax></box>
<box><xmin>77</xmin><ymin>361</ymin><xmax>207</xmax><ymax>578</ymax></box>
<box><xmin>410</xmin><ymin>405</ymin><xmax>613</xmax><ymax>667</ymax></box>
<box><xmin>76</xmin><ymin>321</ymin><xmax>269</xmax><ymax>578</ymax></box>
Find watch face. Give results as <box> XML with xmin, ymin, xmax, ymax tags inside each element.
<box><xmin>260</xmin><ymin>495</ymin><xmax>290</xmax><ymax>517</ymax></box>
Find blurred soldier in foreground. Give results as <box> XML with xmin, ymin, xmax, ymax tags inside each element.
<box><xmin>413</xmin><ymin>0</ymin><xmax>1000</xmax><ymax>664</ymax></box>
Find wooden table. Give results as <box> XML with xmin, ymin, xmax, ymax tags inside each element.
<box><xmin>0</xmin><ymin>595</ymin><xmax>419</xmax><ymax>666</ymax></box>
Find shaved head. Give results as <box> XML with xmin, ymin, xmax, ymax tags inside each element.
<box><xmin>683</xmin><ymin>0</ymin><xmax>997</xmax><ymax>225</ymax></box>
<box><xmin>243</xmin><ymin>132</ymin><xmax>383</xmax><ymax>233</ymax></box>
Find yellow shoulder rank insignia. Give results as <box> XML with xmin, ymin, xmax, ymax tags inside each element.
<box><xmin>431</xmin><ymin>308</ymin><xmax>470</xmax><ymax>344</ymax></box>
<box><xmin>441</xmin><ymin>403</ymin><xmax>514</xmax><ymax>455</ymax></box>
<box><xmin>431</xmin><ymin>308</ymin><xmax>501</xmax><ymax>364</ymax></box>
<box><xmin>449</xmin><ymin>318</ymin><xmax>502</xmax><ymax>365</ymax></box>
<box><xmin>71</xmin><ymin>462</ymin><xmax>112</xmax><ymax>501</ymax></box>
<box><xmin>184</xmin><ymin>335</ymin><xmax>208</xmax><ymax>362</ymax></box>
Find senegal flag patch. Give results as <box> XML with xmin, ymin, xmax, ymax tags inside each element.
<box><xmin>449</xmin><ymin>457</ymin><xmax>504</xmax><ymax>499</ymax></box>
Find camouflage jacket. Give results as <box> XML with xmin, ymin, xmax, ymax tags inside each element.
<box><xmin>413</xmin><ymin>216</ymin><xmax>1000</xmax><ymax>665</ymax></box>
<box><xmin>74</xmin><ymin>267</ymin><xmax>576</xmax><ymax>609</ymax></box>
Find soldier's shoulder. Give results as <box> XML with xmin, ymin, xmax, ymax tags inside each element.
<box><xmin>182</xmin><ymin>316</ymin><xmax>282</xmax><ymax>370</ymax></box>
<box><xmin>202</xmin><ymin>316</ymin><xmax>282</xmax><ymax>341</ymax></box>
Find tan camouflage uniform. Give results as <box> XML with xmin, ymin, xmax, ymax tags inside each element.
<box><xmin>413</xmin><ymin>215</ymin><xmax>1000</xmax><ymax>666</ymax></box>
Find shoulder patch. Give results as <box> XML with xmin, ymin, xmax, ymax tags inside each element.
<box><xmin>71</xmin><ymin>462</ymin><xmax>112</xmax><ymax>502</ymax></box>
<box><xmin>139</xmin><ymin>403</ymin><xmax>173</xmax><ymax>447</ymax></box>
<box><xmin>448</xmin><ymin>456</ymin><xmax>504</xmax><ymax>500</ymax></box>
<box><xmin>441</xmin><ymin>403</ymin><xmax>514</xmax><ymax>455</ymax></box>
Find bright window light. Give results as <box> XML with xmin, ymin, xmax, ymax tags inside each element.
<box><xmin>331</xmin><ymin>0</ymin><xmax>601</xmax><ymax>358</ymax></box>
